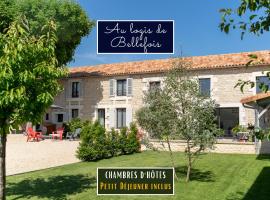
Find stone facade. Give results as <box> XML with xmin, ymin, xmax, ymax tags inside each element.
<box><xmin>142</xmin><ymin>140</ymin><xmax>255</xmax><ymax>154</ymax></box>
<box><xmin>46</xmin><ymin>65</ymin><xmax>270</xmax><ymax>132</ymax></box>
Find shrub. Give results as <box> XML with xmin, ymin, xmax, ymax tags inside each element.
<box><xmin>119</xmin><ymin>127</ymin><xmax>129</xmax><ymax>154</ymax></box>
<box><xmin>76</xmin><ymin>121</ymin><xmax>109</xmax><ymax>161</ymax></box>
<box><xmin>125</xmin><ymin>123</ymin><xmax>141</xmax><ymax>154</ymax></box>
<box><xmin>76</xmin><ymin>122</ymin><xmax>141</xmax><ymax>161</ymax></box>
<box><xmin>67</xmin><ymin>118</ymin><xmax>84</xmax><ymax>132</ymax></box>
<box><xmin>107</xmin><ymin>128</ymin><xmax>121</xmax><ymax>157</ymax></box>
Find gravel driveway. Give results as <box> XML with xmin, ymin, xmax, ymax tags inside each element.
<box><xmin>6</xmin><ymin>134</ymin><xmax>80</xmax><ymax>176</ymax></box>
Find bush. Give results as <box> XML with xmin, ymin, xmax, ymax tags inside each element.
<box><xmin>76</xmin><ymin>122</ymin><xmax>141</xmax><ymax>161</ymax></box>
<box><xmin>119</xmin><ymin>127</ymin><xmax>129</xmax><ymax>154</ymax></box>
<box><xmin>76</xmin><ymin>121</ymin><xmax>110</xmax><ymax>161</ymax></box>
<box><xmin>67</xmin><ymin>118</ymin><xmax>84</xmax><ymax>132</ymax></box>
<box><xmin>126</xmin><ymin>123</ymin><xmax>141</xmax><ymax>153</ymax></box>
<box><xmin>107</xmin><ymin>128</ymin><xmax>121</xmax><ymax>157</ymax></box>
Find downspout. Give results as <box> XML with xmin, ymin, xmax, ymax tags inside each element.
<box><xmin>242</xmin><ymin>103</ymin><xmax>260</xmax><ymax>154</ymax></box>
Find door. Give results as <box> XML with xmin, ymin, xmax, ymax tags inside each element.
<box><xmin>216</xmin><ymin>107</ymin><xmax>239</xmax><ymax>137</ymax></box>
<box><xmin>98</xmin><ymin>109</ymin><xmax>105</xmax><ymax>127</ymax></box>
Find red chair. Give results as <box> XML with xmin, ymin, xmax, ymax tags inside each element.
<box><xmin>27</xmin><ymin>127</ymin><xmax>42</xmax><ymax>142</ymax></box>
<box><xmin>51</xmin><ymin>127</ymin><xmax>64</xmax><ymax>140</ymax></box>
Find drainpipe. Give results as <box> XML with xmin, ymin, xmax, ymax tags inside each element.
<box><xmin>242</xmin><ymin>103</ymin><xmax>260</xmax><ymax>154</ymax></box>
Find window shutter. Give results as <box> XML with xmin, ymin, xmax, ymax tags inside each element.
<box><xmin>79</xmin><ymin>81</ymin><xmax>84</xmax><ymax>98</ymax></box>
<box><xmin>67</xmin><ymin>81</ymin><xmax>72</xmax><ymax>98</ymax></box>
<box><xmin>64</xmin><ymin>81</ymin><xmax>68</xmax><ymax>99</ymax></box>
<box><xmin>127</xmin><ymin>78</ymin><xmax>133</xmax><ymax>96</ymax></box>
<box><xmin>109</xmin><ymin>108</ymin><xmax>115</xmax><ymax>128</ymax></box>
<box><xmin>126</xmin><ymin>107</ymin><xmax>133</xmax><ymax>127</ymax></box>
<box><xmin>52</xmin><ymin>113</ymin><xmax>56</xmax><ymax>123</ymax></box>
<box><xmin>63</xmin><ymin>113</ymin><xmax>68</xmax><ymax>123</ymax></box>
<box><xmin>109</xmin><ymin>79</ymin><xmax>115</xmax><ymax>96</ymax></box>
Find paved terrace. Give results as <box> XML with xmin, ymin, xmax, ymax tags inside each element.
<box><xmin>6</xmin><ymin>134</ymin><xmax>257</xmax><ymax>176</ymax></box>
<box><xmin>6</xmin><ymin>134</ymin><xmax>80</xmax><ymax>176</ymax></box>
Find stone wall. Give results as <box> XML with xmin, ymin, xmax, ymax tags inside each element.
<box><xmin>49</xmin><ymin>65</ymin><xmax>270</xmax><ymax>129</ymax></box>
<box><xmin>142</xmin><ymin>140</ymin><xmax>256</xmax><ymax>154</ymax></box>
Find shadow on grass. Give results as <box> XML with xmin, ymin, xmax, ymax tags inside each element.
<box><xmin>175</xmin><ymin>166</ymin><xmax>214</xmax><ymax>182</ymax></box>
<box><xmin>226</xmin><ymin>167</ymin><xmax>270</xmax><ymax>200</ymax></box>
<box><xmin>256</xmin><ymin>154</ymin><xmax>270</xmax><ymax>160</ymax></box>
<box><xmin>7</xmin><ymin>174</ymin><xmax>95</xmax><ymax>200</ymax></box>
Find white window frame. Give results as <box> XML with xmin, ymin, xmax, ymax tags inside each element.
<box><xmin>94</xmin><ymin>104</ymin><xmax>132</xmax><ymax>129</ymax></box>
<box><xmin>116</xmin><ymin>108</ymin><xmax>127</xmax><ymax>129</ymax></box>
<box><xmin>251</xmin><ymin>71</ymin><xmax>270</xmax><ymax>95</ymax></box>
<box><xmin>53</xmin><ymin>112</ymin><xmax>67</xmax><ymax>124</ymax></box>
<box><xmin>68</xmin><ymin>105</ymin><xmax>81</xmax><ymax>121</ymax></box>
<box><xmin>109</xmin><ymin>78</ymin><xmax>133</xmax><ymax>100</ymax></box>
<box><xmin>142</xmin><ymin>77</ymin><xmax>164</xmax><ymax>91</ymax></box>
<box><xmin>67</xmin><ymin>79</ymin><xmax>83</xmax><ymax>101</ymax></box>
<box><xmin>197</xmin><ymin>75</ymin><xmax>213</xmax><ymax>98</ymax></box>
<box><xmin>216</xmin><ymin>103</ymin><xmax>246</xmax><ymax>126</ymax></box>
<box><xmin>71</xmin><ymin>108</ymin><xmax>79</xmax><ymax>119</ymax></box>
<box><xmin>44</xmin><ymin>113</ymin><xmax>50</xmax><ymax>122</ymax></box>
<box><xmin>116</xmin><ymin>79</ymin><xmax>127</xmax><ymax>96</ymax></box>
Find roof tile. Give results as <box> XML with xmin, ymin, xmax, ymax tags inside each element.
<box><xmin>69</xmin><ymin>50</ymin><xmax>270</xmax><ymax>77</ymax></box>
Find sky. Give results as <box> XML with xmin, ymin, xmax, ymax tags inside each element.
<box><xmin>68</xmin><ymin>0</ymin><xmax>270</xmax><ymax>68</ymax></box>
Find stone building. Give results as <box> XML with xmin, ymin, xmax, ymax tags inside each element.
<box><xmin>45</xmin><ymin>50</ymin><xmax>270</xmax><ymax>139</ymax></box>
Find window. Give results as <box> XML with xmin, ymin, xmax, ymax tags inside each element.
<box><xmin>117</xmin><ymin>80</ymin><xmax>127</xmax><ymax>96</ymax></box>
<box><xmin>116</xmin><ymin>108</ymin><xmax>126</xmax><ymax>128</ymax></box>
<box><xmin>199</xmin><ymin>78</ymin><xmax>211</xmax><ymax>97</ymax></box>
<box><xmin>57</xmin><ymin>114</ymin><xmax>64</xmax><ymax>123</ymax></box>
<box><xmin>215</xmin><ymin>107</ymin><xmax>239</xmax><ymax>137</ymax></box>
<box><xmin>71</xmin><ymin>109</ymin><xmax>79</xmax><ymax>119</ymax></box>
<box><xmin>256</xmin><ymin>76</ymin><xmax>270</xmax><ymax>93</ymax></box>
<box><xmin>98</xmin><ymin>109</ymin><xmax>105</xmax><ymax>127</ymax></box>
<box><xmin>72</xmin><ymin>82</ymin><xmax>80</xmax><ymax>98</ymax></box>
<box><xmin>45</xmin><ymin>113</ymin><xmax>49</xmax><ymax>120</ymax></box>
<box><xmin>149</xmin><ymin>81</ymin><xmax>161</xmax><ymax>91</ymax></box>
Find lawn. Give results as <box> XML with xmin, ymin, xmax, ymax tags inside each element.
<box><xmin>6</xmin><ymin>151</ymin><xmax>270</xmax><ymax>200</ymax></box>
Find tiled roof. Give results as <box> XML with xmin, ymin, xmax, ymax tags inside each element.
<box><xmin>69</xmin><ymin>50</ymin><xmax>270</xmax><ymax>77</ymax></box>
<box><xmin>240</xmin><ymin>92</ymin><xmax>270</xmax><ymax>104</ymax></box>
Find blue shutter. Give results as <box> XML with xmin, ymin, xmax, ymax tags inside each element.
<box><xmin>127</xmin><ymin>78</ymin><xmax>133</xmax><ymax>96</ymax></box>
<box><xmin>109</xmin><ymin>108</ymin><xmax>115</xmax><ymax>128</ymax></box>
<box><xmin>109</xmin><ymin>79</ymin><xmax>115</xmax><ymax>96</ymax></box>
<box><xmin>126</xmin><ymin>107</ymin><xmax>132</xmax><ymax>127</ymax></box>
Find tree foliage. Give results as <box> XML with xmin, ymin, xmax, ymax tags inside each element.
<box><xmin>219</xmin><ymin>1</ymin><xmax>270</xmax><ymax>92</ymax></box>
<box><xmin>0</xmin><ymin>19</ymin><xmax>67</xmax><ymax>132</ymax></box>
<box><xmin>0</xmin><ymin>18</ymin><xmax>67</xmax><ymax>199</ymax></box>
<box><xmin>219</xmin><ymin>0</ymin><xmax>270</xmax><ymax>38</ymax></box>
<box><xmin>0</xmin><ymin>0</ymin><xmax>94</xmax><ymax>66</ymax></box>
<box><xmin>136</xmin><ymin>60</ymin><xmax>222</xmax><ymax>182</ymax></box>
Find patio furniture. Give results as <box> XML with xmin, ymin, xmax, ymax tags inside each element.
<box><xmin>66</xmin><ymin>128</ymin><xmax>81</xmax><ymax>140</ymax></box>
<box><xmin>27</xmin><ymin>127</ymin><xmax>43</xmax><ymax>142</ymax></box>
<box><xmin>237</xmin><ymin>131</ymin><xmax>249</xmax><ymax>142</ymax></box>
<box><xmin>51</xmin><ymin>127</ymin><xmax>64</xmax><ymax>140</ymax></box>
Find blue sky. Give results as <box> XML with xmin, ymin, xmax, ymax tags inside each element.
<box><xmin>68</xmin><ymin>0</ymin><xmax>270</xmax><ymax>67</ymax></box>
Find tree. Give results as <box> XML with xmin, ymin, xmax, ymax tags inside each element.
<box><xmin>219</xmin><ymin>0</ymin><xmax>270</xmax><ymax>92</ymax></box>
<box><xmin>219</xmin><ymin>0</ymin><xmax>270</xmax><ymax>37</ymax></box>
<box><xmin>136</xmin><ymin>60</ymin><xmax>221</xmax><ymax>182</ymax></box>
<box><xmin>0</xmin><ymin>0</ymin><xmax>94</xmax><ymax>66</ymax></box>
<box><xmin>136</xmin><ymin>78</ymin><xmax>179</xmax><ymax>179</ymax></box>
<box><xmin>0</xmin><ymin>19</ymin><xmax>66</xmax><ymax>199</ymax></box>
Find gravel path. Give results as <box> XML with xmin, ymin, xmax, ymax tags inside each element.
<box><xmin>6</xmin><ymin>134</ymin><xmax>80</xmax><ymax>176</ymax></box>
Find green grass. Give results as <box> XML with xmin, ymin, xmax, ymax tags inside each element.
<box><xmin>6</xmin><ymin>151</ymin><xmax>270</xmax><ymax>200</ymax></box>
